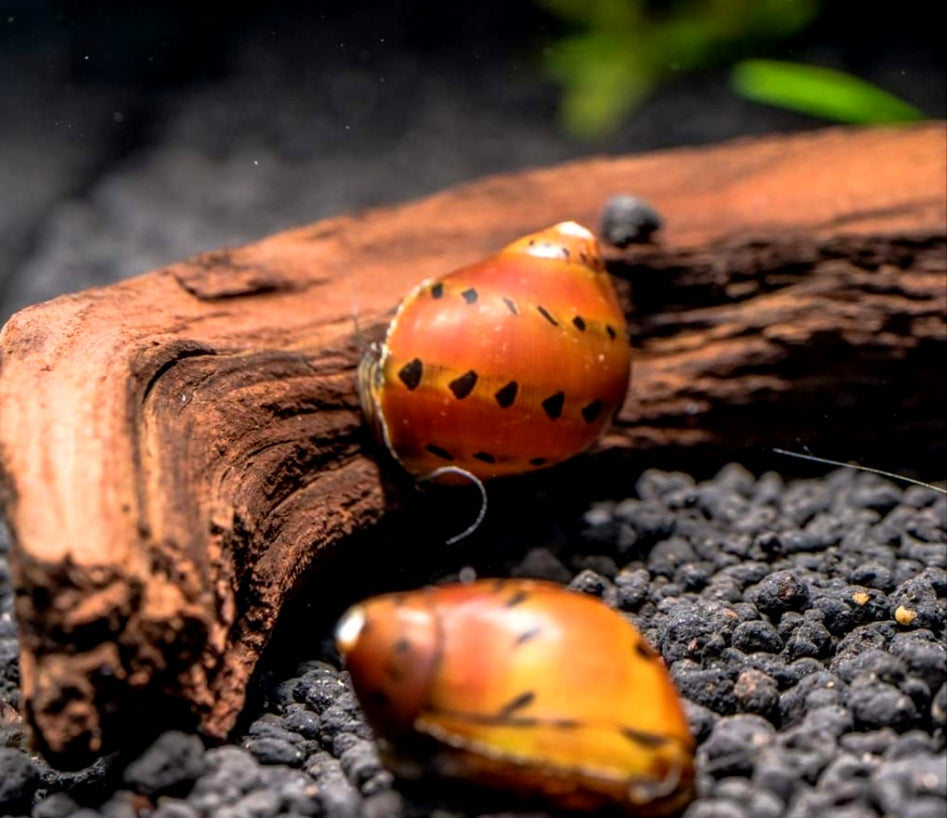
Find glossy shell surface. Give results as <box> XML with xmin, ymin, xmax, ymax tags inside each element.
<box><xmin>358</xmin><ymin>222</ymin><xmax>632</xmax><ymax>481</ymax></box>
<box><xmin>336</xmin><ymin>579</ymin><xmax>695</xmax><ymax>815</ymax></box>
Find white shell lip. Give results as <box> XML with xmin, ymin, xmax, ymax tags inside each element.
<box><xmin>335</xmin><ymin>605</ymin><xmax>366</xmax><ymax>653</ymax></box>
<box><xmin>523</xmin><ymin>221</ymin><xmax>598</xmax><ymax>261</ymax></box>
<box><xmin>553</xmin><ymin>221</ymin><xmax>594</xmax><ymax>239</ymax></box>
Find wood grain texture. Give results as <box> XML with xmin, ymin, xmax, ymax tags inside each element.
<box><xmin>0</xmin><ymin>123</ymin><xmax>944</xmax><ymax>766</ymax></box>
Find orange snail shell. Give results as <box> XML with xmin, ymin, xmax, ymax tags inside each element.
<box><xmin>358</xmin><ymin>222</ymin><xmax>632</xmax><ymax>482</ymax></box>
<box><xmin>336</xmin><ymin>579</ymin><xmax>696</xmax><ymax>816</ymax></box>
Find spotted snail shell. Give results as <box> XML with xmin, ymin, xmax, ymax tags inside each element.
<box><xmin>358</xmin><ymin>222</ymin><xmax>632</xmax><ymax>481</ymax></box>
<box><xmin>336</xmin><ymin>579</ymin><xmax>696</xmax><ymax>815</ymax></box>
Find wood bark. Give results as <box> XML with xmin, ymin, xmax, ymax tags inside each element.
<box><xmin>0</xmin><ymin>124</ymin><xmax>944</xmax><ymax>767</ymax></box>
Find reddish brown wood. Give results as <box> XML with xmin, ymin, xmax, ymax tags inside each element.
<box><xmin>0</xmin><ymin>123</ymin><xmax>944</xmax><ymax>767</ymax></box>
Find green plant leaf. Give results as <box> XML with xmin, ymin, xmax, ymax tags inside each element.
<box><xmin>731</xmin><ymin>59</ymin><xmax>926</xmax><ymax>123</ymax></box>
<box><xmin>536</xmin><ymin>0</ymin><xmax>823</xmax><ymax>139</ymax></box>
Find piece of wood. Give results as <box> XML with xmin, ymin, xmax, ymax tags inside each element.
<box><xmin>0</xmin><ymin>124</ymin><xmax>944</xmax><ymax>767</ymax></box>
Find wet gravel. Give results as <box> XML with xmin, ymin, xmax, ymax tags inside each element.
<box><xmin>1</xmin><ymin>464</ymin><xmax>945</xmax><ymax>817</ymax></box>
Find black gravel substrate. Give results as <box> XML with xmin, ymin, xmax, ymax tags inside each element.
<box><xmin>1</xmin><ymin>463</ymin><xmax>945</xmax><ymax>818</ymax></box>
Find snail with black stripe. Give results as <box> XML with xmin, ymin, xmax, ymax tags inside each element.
<box><xmin>336</xmin><ymin>579</ymin><xmax>696</xmax><ymax>816</ymax></box>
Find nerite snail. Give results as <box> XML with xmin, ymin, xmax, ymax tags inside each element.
<box><xmin>336</xmin><ymin>579</ymin><xmax>695</xmax><ymax>816</ymax></box>
<box><xmin>357</xmin><ymin>222</ymin><xmax>632</xmax><ymax>538</ymax></box>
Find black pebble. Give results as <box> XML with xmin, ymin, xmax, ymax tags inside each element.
<box><xmin>0</xmin><ymin>747</ymin><xmax>39</xmax><ymax>814</ymax></box>
<box><xmin>510</xmin><ymin>547</ymin><xmax>573</xmax><ymax>584</ymax></box>
<box><xmin>701</xmin><ymin>714</ymin><xmax>776</xmax><ymax>778</ymax></box>
<box><xmin>753</xmin><ymin>571</ymin><xmax>812</xmax><ymax>618</ymax></box>
<box><xmin>32</xmin><ymin>792</ymin><xmax>81</xmax><ymax>818</ymax></box>
<box><xmin>672</xmin><ymin>663</ymin><xmax>736</xmax><ymax>714</ymax></box>
<box><xmin>848</xmin><ymin>678</ymin><xmax>920</xmax><ymax>731</ymax></box>
<box><xmin>151</xmin><ymin>800</ymin><xmax>201</xmax><ymax>818</ymax></box>
<box><xmin>244</xmin><ymin>735</ymin><xmax>306</xmax><ymax>767</ymax></box>
<box><xmin>306</xmin><ymin>750</ymin><xmax>363</xmax><ymax>816</ymax></box>
<box><xmin>732</xmin><ymin>620</ymin><xmax>784</xmax><ymax>654</ymax></box>
<box><xmin>849</xmin><ymin>561</ymin><xmax>896</xmax><ymax>592</ymax></box>
<box><xmin>778</xmin><ymin>670</ymin><xmax>845</xmax><ymax>727</ymax></box>
<box><xmin>784</xmin><ymin>619</ymin><xmax>833</xmax><ymax>661</ymax></box>
<box><xmin>873</xmin><ymin>754</ymin><xmax>947</xmax><ymax>816</ymax></box>
<box><xmin>568</xmin><ymin>568</ymin><xmax>610</xmax><ymax>597</ymax></box>
<box><xmin>338</xmin><ymin>739</ymin><xmax>386</xmax><ymax>790</ymax></box>
<box><xmin>614</xmin><ymin>568</ymin><xmax>651</xmax><ymax>610</ymax></box>
<box><xmin>282</xmin><ymin>706</ymin><xmax>321</xmax><ymax>740</ymax></box>
<box><xmin>123</xmin><ymin>731</ymin><xmax>206</xmax><ymax>798</ymax></box>
<box><xmin>684</xmin><ymin>700</ymin><xmax>718</xmax><ymax>744</ymax></box>
<box><xmin>732</xmin><ymin>668</ymin><xmax>780</xmax><ymax>718</ymax></box>
<box><xmin>600</xmin><ymin>194</ymin><xmax>664</xmax><ymax>246</ymax></box>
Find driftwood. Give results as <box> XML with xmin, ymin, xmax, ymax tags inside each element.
<box><xmin>0</xmin><ymin>124</ymin><xmax>944</xmax><ymax>767</ymax></box>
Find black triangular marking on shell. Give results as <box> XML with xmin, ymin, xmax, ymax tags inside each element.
<box><xmin>422</xmin><ymin>706</ymin><xmax>585</xmax><ymax>731</ymax></box>
<box><xmin>541</xmin><ymin>391</ymin><xmax>565</xmax><ymax>420</ymax></box>
<box><xmin>371</xmin><ymin>690</ymin><xmax>390</xmax><ymax>708</ymax></box>
<box><xmin>514</xmin><ymin>626</ymin><xmax>541</xmax><ymax>646</ymax></box>
<box><xmin>529</xmin><ymin>457</ymin><xmax>547</xmax><ymax>467</ymax></box>
<box><xmin>462</xmin><ymin>288</ymin><xmax>478</xmax><ymax>304</ymax></box>
<box><xmin>473</xmin><ymin>451</ymin><xmax>496</xmax><ymax>464</ymax></box>
<box><xmin>606</xmin><ymin>324</ymin><xmax>617</xmax><ymax>340</ymax></box>
<box><xmin>581</xmin><ymin>399</ymin><xmax>603</xmax><ymax>423</ymax></box>
<box><xmin>505</xmin><ymin>589</ymin><xmax>529</xmax><ymax>607</ymax></box>
<box><xmin>635</xmin><ymin>639</ymin><xmax>660</xmax><ymax>661</ymax></box>
<box><xmin>497</xmin><ymin>691</ymin><xmax>535</xmax><ymax>720</ymax></box>
<box><xmin>503</xmin><ymin>297</ymin><xmax>519</xmax><ymax>315</ymax></box>
<box><xmin>621</xmin><ymin>725</ymin><xmax>671</xmax><ymax>749</ymax></box>
<box><xmin>537</xmin><ymin>305</ymin><xmax>558</xmax><ymax>326</ymax></box>
<box><xmin>448</xmin><ymin>370</ymin><xmax>478</xmax><ymax>399</ymax></box>
<box><xmin>431</xmin><ymin>282</ymin><xmax>444</xmax><ymax>299</ymax></box>
<box><xmin>397</xmin><ymin>358</ymin><xmax>423</xmax><ymax>390</ymax></box>
<box><xmin>551</xmin><ymin>718</ymin><xmax>581</xmax><ymax>729</ymax></box>
<box><xmin>572</xmin><ymin>315</ymin><xmax>587</xmax><ymax>331</ymax></box>
<box><xmin>494</xmin><ymin>381</ymin><xmax>518</xmax><ymax>408</ymax></box>
<box><xmin>425</xmin><ymin>444</ymin><xmax>454</xmax><ymax>461</ymax></box>
<box><xmin>394</xmin><ymin>638</ymin><xmax>410</xmax><ymax>654</ymax></box>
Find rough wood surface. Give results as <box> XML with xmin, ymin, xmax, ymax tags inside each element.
<box><xmin>0</xmin><ymin>124</ymin><xmax>944</xmax><ymax>767</ymax></box>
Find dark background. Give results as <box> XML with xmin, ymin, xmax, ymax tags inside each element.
<box><xmin>1</xmin><ymin>1</ymin><xmax>944</xmax><ymax>323</ymax></box>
